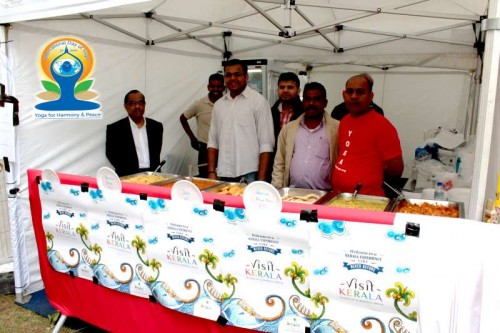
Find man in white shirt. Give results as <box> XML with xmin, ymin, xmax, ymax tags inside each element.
<box><xmin>106</xmin><ymin>90</ymin><xmax>163</xmax><ymax>177</ymax></box>
<box><xmin>207</xmin><ymin>59</ymin><xmax>275</xmax><ymax>182</ymax></box>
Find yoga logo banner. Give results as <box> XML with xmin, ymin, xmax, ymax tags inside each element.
<box><xmin>35</xmin><ymin>36</ymin><xmax>101</xmax><ymax>119</ymax></box>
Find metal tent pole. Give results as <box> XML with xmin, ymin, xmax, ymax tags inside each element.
<box><xmin>469</xmin><ymin>7</ymin><xmax>500</xmax><ymax>221</ymax></box>
<box><xmin>51</xmin><ymin>315</ymin><xmax>67</xmax><ymax>333</ymax></box>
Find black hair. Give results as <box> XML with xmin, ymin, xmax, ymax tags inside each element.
<box><xmin>303</xmin><ymin>82</ymin><xmax>327</xmax><ymax>99</ymax></box>
<box><xmin>278</xmin><ymin>72</ymin><xmax>300</xmax><ymax>88</ymax></box>
<box><xmin>208</xmin><ymin>73</ymin><xmax>224</xmax><ymax>83</ymax></box>
<box><xmin>224</xmin><ymin>59</ymin><xmax>248</xmax><ymax>74</ymax></box>
<box><xmin>124</xmin><ymin>90</ymin><xmax>144</xmax><ymax>104</ymax></box>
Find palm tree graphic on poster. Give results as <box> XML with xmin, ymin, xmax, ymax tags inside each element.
<box><xmin>132</xmin><ymin>235</ymin><xmax>161</xmax><ymax>283</ymax></box>
<box><xmin>133</xmin><ymin>235</ymin><xmax>201</xmax><ymax>309</ymax></box>
<box><xmin>198</xmin><ymin>249</ymin><xmax>238</xmax><ymax>302</ymax></box>
<box><xmin>385</xmin><ymin>282</ymin><xmax>417</xmax><ymax>321</ymax></box>
<box><xmin>76</xmin><ymin>223</ymin><xmax>133</xmax><ymax>288</ymax></box>
<box><xmin>358</xmin><ymin>282</ymin><xmax>417</xmax><ymax>332</ymax></box>
<box><xmin>284</xmin><ymin>261</ymin><xmax>329</xmax><ymax>321</ymax></box>
<box><xmin>76</xmin><ymin>223</ymin><xmax>101</xmax><ymax>265</ymax></box>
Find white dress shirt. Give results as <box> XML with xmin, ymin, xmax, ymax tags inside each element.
<box><xmin>129</xmin><ymin>117</ymin><xmax>150</xmax><ymax>169</ymax></box>
<box><xmin>207</xmin><ymin>85</ymin><xmax>274</xmax><ymax>177</ymax></box>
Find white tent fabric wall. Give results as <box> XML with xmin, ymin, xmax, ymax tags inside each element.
<box><xmin>310</xmin><ymin>67</ymin><xmax>472</xmax><ymax>178</ymax></box>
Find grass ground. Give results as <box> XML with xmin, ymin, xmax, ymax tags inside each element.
<box><xmin>0</xmin><ymin>293</ymin><xmax>104</xmax><ymax>333</ymax></box>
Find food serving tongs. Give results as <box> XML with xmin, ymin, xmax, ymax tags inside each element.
<box><xmin>383</xmin><ymin>181</ymin><xmax>407</xmax><ymax>212</ymax></box>
<box><xmin>188</xmin><ymin>163</ymin><xmax>207</xmax><ymax>181</ymax></box>
<box><xmin>383</xmin><ymin>181</ymin><xmax>406</xmax><ymax>199</ymax></box>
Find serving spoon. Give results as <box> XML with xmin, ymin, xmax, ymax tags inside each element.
<box><xmin>153</xmin><ymin>160</ymin><xmax>166</xmax><ymax>174</ymax></box>
<box><xmin>352</xmin><ymin>183</ymin><xmax>362</xmax><ymax>199</ymax></box>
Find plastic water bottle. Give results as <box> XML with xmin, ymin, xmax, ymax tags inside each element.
<box><xmin>434</xmin><ymin>182</ymin><xmax>445</xmax><ymax>200</ymax></box>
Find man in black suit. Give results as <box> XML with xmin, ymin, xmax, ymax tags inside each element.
<box><xmin>106</xmin><ymin>90</ymin><xmax>163</xmax><ymax>177</ymax></box>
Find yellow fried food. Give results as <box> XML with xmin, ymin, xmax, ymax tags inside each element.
<box><xmin>122</xmin><ymin>174</ymin><xmax>166</xmax><ymax>184</ymax></box>
<box><xmin>216</xmin><ymin>184</ymin><xmax>246</xmax><ymax>196</ymax></box>
<box><xmin>282</xmin><ymin>193</ymin><xmax>320</xmax><ymax>204</ymax></box>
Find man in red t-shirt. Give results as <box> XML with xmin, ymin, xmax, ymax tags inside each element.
<box><xmin>331</xmin><ymin>74</ymin><xmax>404</xmax><ymax>196</ymax></box>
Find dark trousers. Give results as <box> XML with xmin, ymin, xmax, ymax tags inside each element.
<box><xmin>198</xmin><ymin>142</ymin><xmax>208</xmax><ymax>178</ymax></box>
<box><xmin>219</xmin><ymin>172</ymin><xmax>257</xmax><ymax>183</ymax></box>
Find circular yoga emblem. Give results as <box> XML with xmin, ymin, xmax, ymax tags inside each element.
<box><xmin>36</xmin><ymin>36</ymin><xmax>100</xmax><ymax>111</ymax></box>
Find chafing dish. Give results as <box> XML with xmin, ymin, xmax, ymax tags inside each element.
<box><xmin>157</xmin><ymin>176</ymin><xmax>222</xmax><ymax>190</ymax></box>
<box><xmin>278</xmin><ymin>187</ymin><xmax>327</xmax><ymax>204</ymax></box>
<box><xmin>120</xmin><ymin>172</ymin><xmax>179</xmax><ymax>185</ymax></box>
<box><xmin>203</xmin><ymin>182</ymin><xmax>246</xmax><ymax>196</ymax></box>
<box><xmin>320</xmin><ymin>192</ymin><xmax>391</xmax><ymax>212</ymax></box>
<box><xmin>389</xmin><ymin>198</ymin><xmax>463</xmax><ymax>218</ymax></box>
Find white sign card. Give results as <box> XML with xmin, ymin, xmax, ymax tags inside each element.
<box><xmin>141</xmin><ymin>197</ymin><xmax>223</xmax><ymax>320</ymax></box>
<box><xmin>309</xmin><ymin>218</ymin><xmax>420</xmax><ymax>332</ymax></box>
<box><xmin>85</xmin><ymin>186</ymin><xmax>146</xmax><ymax>294</ymax></box>
<box><xmin>39</xmin><ymin>174</ymin><xmax>89</xmax><ymax>278</ymax></box>
<box><xmin>219</xmin><ymin>208</ymin><xmax>311</xmax><ymax>333</ymax></box>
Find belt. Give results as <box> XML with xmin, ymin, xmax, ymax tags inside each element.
<box><xmin>220</xmin><ymin>176</ymin><xmax>244</xmax><ymax>182</ymax></box>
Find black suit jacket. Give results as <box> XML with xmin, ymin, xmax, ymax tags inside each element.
<box><xmin>106</xmin><ymin>117</ymin><xmax>163</xmax><ymax>177</ymax></box>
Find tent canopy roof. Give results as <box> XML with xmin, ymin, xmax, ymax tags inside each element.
<box><xmin>1</xmin><ymin>0</ymin><xmax>487</xmax><ymax>70</ymax></box>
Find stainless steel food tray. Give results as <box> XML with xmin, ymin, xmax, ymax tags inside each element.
<box><xmin>389</xmin><ymin>198</ymin><xmax>464</xmax><ymax>218</ymax></box>
<box><xmin>319</xmin><ymin>192</ymin><xmax>391</xmax><ymax>211</ymax></box>
<box><xmin>120</xmin><ymin>172</ymin><xmax>179</xmax><ymax>185</ymax></box>
<box><xmin>278</xmin><ymin>187</ymin><xmax>327</xmax><ymax>204</ymax></box>
<box><xmin>203</xmin><ymin>182</ymin><xmax>246</xmax><ymax>196</ymax></box>
<box><xmin>156</xmin><ymin>176</ymin><xmax>222</xmax><ymax>190</ymax></box>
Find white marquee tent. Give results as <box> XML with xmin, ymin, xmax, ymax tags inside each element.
<box><xmin>0</xmin><ymin>0</ymin><xmax>498</xmax><ymax>308</ymax></box>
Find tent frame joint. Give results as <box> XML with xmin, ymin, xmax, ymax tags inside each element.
<box><xmin>481</xmin><ymin>17</ymin><xmax>500</xmax><ymax>31</ymax></box>
<box><xmin>279</xmin><ymin>26</ymin><xmax>296</xmax><ymax>38</ymax></box>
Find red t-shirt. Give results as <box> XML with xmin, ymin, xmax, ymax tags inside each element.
<box><xmin>332</xmin><ymin>111</ymin><xmax>402</xmax><ymax>196</ymax></box>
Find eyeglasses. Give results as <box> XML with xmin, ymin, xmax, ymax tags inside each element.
<box><xmin>126</xmin><ymin>101</ymin><xmax>146</xmax><ymax>106</ymax></box>
<box><xmin>224</xmin><ymin>72</ymin><xmax>245</xmax><ymax>78</ymax></box>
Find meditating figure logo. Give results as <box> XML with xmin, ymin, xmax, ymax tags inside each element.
<box><xmin>36</xmin><ymin>37</ymin><xmax>100</xmax><ymax>111</ymax></box>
